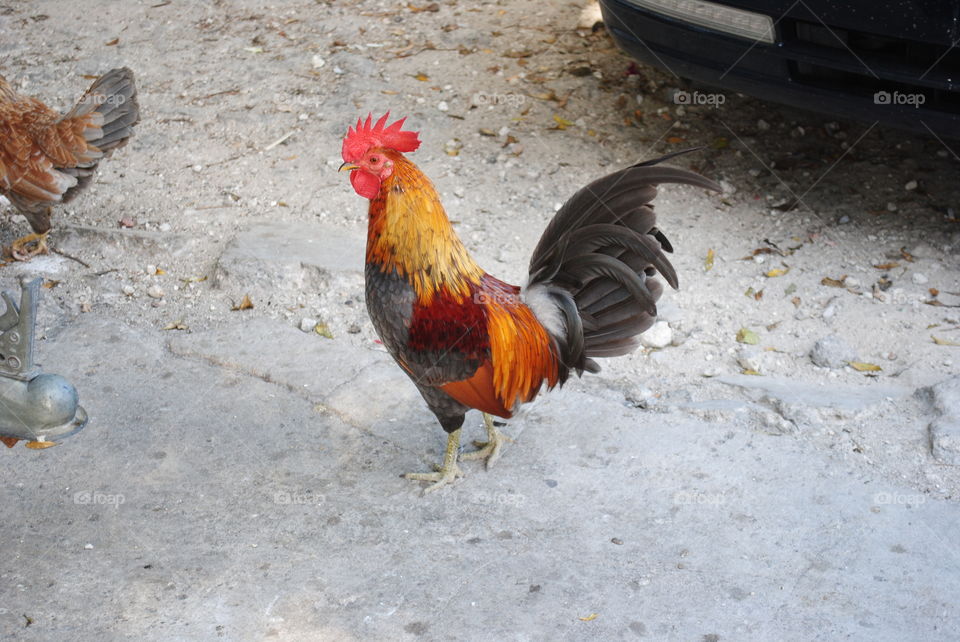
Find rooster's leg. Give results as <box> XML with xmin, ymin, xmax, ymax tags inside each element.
<box><xmin>10</xmin><ymin>231</ymin><xmax>50</xmax><ymax>261</ymax></box>
<box><xmin>461</xmin><ymin>413</ymin><xmax>514</xmax><ymax>469</ymax></box>
<box><xmin>404</xmin><ymin>429</ymin><xmax>464</xmax><ymax>492</ymax></box>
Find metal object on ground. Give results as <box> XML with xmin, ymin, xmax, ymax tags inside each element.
<box><xmin>0</xmin><ymin>277</ymin><xmax>87</xmax><ymax>449</ymax></box>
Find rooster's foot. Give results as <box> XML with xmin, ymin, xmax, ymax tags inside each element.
<box><xmin>404</xmin><ymin>429</ymin><xmax>464</xmax><ymax>492</ymax></box>
<box><xmin>10</xmin><ymin>232</ymin><xmax>49</xmax><ymax>261</ymax></box>
<box><xmin>461</xmin><ymin>413</ymin><xmax>513</xmax><ymax>469</ymax></box>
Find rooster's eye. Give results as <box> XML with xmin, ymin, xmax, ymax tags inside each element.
<box><xmin>369</xmin><ymin>156</ymin><xmax>380</xmax><ymax>164</ymax></box>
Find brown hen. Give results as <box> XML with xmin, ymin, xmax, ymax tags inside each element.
<box><xmin>0</xmin><ymin>68</ymin><xmax>140</xmax><ymax>259</ymax></box>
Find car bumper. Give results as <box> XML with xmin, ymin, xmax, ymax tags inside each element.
<box><xmin>599</xmin><ymin>0</ymin><xmax>960</xmax><ymax>140</ymax></box>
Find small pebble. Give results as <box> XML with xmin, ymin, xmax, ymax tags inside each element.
<box><xmin>437</xmin><ymin>100</ymin><xmax>449</xmax><ymax>112</ymax></box>
<box><xmin>640</xmin><ymin>321</ymin><xmax>672</xmax><ymax>349</ymax></box>
<box><xmin>757</xmin><ymin>119</ymin><xmax>770</xmax><ymax>131</ymax></box>
<box><xmin>84</xmin><ymin>544</ymin><xmax>94</xmax><ymax>550</ymax></box>
<box><xmin>905</xmin><ymin>180</ymin><xmax>918</xmax><ymax>191</ymax></box>
<box><xmin>887</xmin><ymin>202</ymin><xmax>898</xmax><ymax>212</ymax></box>
<box><xmin>146</xmin><ymin>264</ymin><xmax>157</xmax><ymax>275</ymax></box>
<box><xmin>719</xmin><ymin>179</ymin><xmax>737</xmax><ymax>195</ymax></box>
<box><xmin>300</xmin><ymin>317</ymin><xmax>318</xmax><ymax>333</ymax></box>
<box><xmin>311</xmin><ymin>55</ymin><xmax>326</xmax><ymax>69</ymax></box>
<box><xmin>737</xmin><ymin>346</ymin><xmax>763</xmax><ymax>372</ymax></box>
<box><xmin>611</xmin><ymin>538</ymin><xmax>624</xmax><ymax>545</ymax></box>
<box><xmin>159</xmin><ymin>223</ymin><xmax>172</xmax><ymax>232</ymax></box>
<box><xmin>912</xmin><ymin>273</ymin><xmax>929</xmax><ymax>285</ymax></box>
<box><xmin>121</xmin><ymin>285</ymin><xmax>135</xmax><ymax>296</ymax></box>
<box><xmin>838</xmin><ymin>215</ymin><xmax>850</xmax><ymax>224</ymax></box>
<box><xmin>147</xmin><ymin>286</ymin><xmax>165</xmax><ymax>299</ymax></box>
<box><xmin>810</xmin><ymin>335</ymin><xmax>858</xmax><ymax>369</ymax></box>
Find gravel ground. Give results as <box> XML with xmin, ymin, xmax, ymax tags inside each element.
<box><xmin>1</xmin><ymin>1</ymin><xmax>959</xmax><ymax>640</ymax></box>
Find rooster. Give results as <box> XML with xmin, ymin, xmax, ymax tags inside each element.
<box><xmin>340</xmin><ymin>113</ymin><xmax>719</xmax><ymax>491</ymax></box>
<box><xmin>0</xmin><ymin>68</ymin><xmax>140</xmax><ymax>259</ymax></box>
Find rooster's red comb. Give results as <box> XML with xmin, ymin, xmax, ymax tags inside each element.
<box><xmin>342</xmin><ymin>112</ymin><xmax>421</xmax><ymax>162</ymax></box>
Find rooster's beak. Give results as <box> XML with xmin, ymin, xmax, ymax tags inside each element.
<box><xmin>338</xmin><ymin>162</ymin><xmax>359</xmax><ymax>172</ymax></box>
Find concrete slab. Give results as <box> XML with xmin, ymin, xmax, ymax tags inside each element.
<box><xmin>1</xmin><ymin>316</ymin><xmax>957</xmax><ymax>641</ymax></box>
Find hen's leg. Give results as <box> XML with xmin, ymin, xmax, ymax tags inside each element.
<box><xmin>404</xmin><ymin>429</ymin><xmax>464</xmax><ymax>492</ymax></box>
<box><xmin>10</xmin><ymin>204</ymin><xmax>52</xmax><ymax>261</ymax></box>
<box><xmin>10</xmin><ymin>231</ymin><xmax>50</xmax><ymax>261</ymax></box>
<box><xmin>461</xmin><ymin>413</ymin><xmax>514</xmax><ymax>469</ymax></box>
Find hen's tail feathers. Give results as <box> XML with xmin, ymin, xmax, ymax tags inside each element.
<box><xmin>59</xmin><ymin>68</ymin><xmax>139</xmax><ymax>202</ymax></box>
<box><xmin>525</xmin><ymin>150</ymin><xmax>721</xmax><ymax>381</ymax></box>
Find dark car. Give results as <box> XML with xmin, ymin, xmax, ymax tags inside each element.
<box><xmin>599</xmin><ymin>0</ymin><xmax>960</xmax><ymax>139</ymax></box>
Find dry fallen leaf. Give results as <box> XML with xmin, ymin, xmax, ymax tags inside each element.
<box><xmin>873</xmin><ymin>262</ymin><xmax>900</xmax><ymax>270</ymax></box>
<box><xmin>105</xmin><ymin>37</ymin><xmax>119</xmax><ymax>46</ymax></box>
<box><xmin>736</xmin><ymin>328</ymin><xmax>760</xmax><ymax>345</ymax></box>
<box><xmin>932</xmin><ymin>336</ymin><xmax>960</xmax><ymax>346</ymax></box>
<box><xmin>849</xmin><ymin>361</ymin><xmax>882</xmax><ymax>372</ymax></box>
<box><xmin>413</xmin><ymin>72</ymin><xmax>430</xmax><ymax>81</ymax></box>
<box><xmin>821</xmin><ymin>276</ymin><xmax>847</xmax><ymax>288</ymax></box>
<box><xmin>766</xmin><ymin>267</ymin><xmax>789</xmax><ymax>278</ymax></box>
<box><xmin>579</xmin><ymin>613</ymin><xmax>599</xmax><ymax>622</ymax></box>
<box><xmin>407</xmin><ymin>2</ymin><xmax>440</xmax><ymax>12</ymax></box>
<box><xmin>232</xmin><ymin>295</ymin><xmax>254</xmax><ymax>311</ymax></box>
<box><xmin>42</xmin><ymin>280</ymin><xmax>60</xmax><ymax>289</ymax></box>
<box><xmin>163</xmin><ymin>320</ymin><xmax>188</xmax><ymax>331</ymax></box>
<box><xmin>552</xmin><ymin>114</ymin><xmax>574</xmax><ymax>130</ymax></box>
<box><xmin>315</xmin><ymin>323</ymin><xmax>334</xmax><ymax>339</ymax></box>
<box><xmin>704</xmin><ymin>248</ymin><xmax>715</xmax><ymax>272</ymax></box>
<box><xmin>181</xmin><ymin>275</ymin><xmax>208</xmax><ymax>284</ymax></box>
<box><xmin>25</xmin><ymin>440</ymin><xmax>57</xmax><ymax>449</ymax></box>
